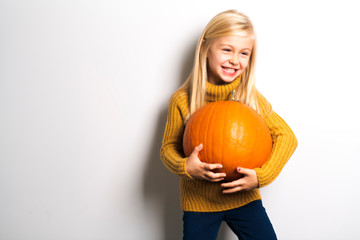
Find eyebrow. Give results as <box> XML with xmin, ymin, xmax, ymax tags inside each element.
<box><xmin>218</xmin><ymin>44</ymin><xmax>252</xmax><ymax>51</ymax></box>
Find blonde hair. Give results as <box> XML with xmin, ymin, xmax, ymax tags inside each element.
<box><xmin>180</xmin><ymin>10</ymin><xmax>267</xmax><ymax>117</ymax></box>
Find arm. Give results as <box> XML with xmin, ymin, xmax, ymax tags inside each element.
<box><xmin>160</xmin><ymin>92</ymin><xmax>225</xmax><ymax>181</ymax></box>
<box><xmin>160</xmin><ymin>92</ymin><xmax>192</xmax><ymax>179</ymax></box>
<box><xmin>254</xmin><ymin>110</ymin><xmax>298</xmax><ymax>188</ymax></box>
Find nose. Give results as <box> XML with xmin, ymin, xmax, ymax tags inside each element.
<box><xmin>229</xmin><ymin>54</ymin><xmax>239</xmax><ymax>65</ymax></box>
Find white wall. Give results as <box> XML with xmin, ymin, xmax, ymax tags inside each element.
<box><xmin>1</xmin><ymin>0</ymin><xmax>359</xmax><ymax>239</ymax></box>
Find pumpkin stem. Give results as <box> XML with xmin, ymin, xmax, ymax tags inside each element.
<box><xmin>231</xmin><ymin>90</ymin><xmax>236</xmax><ymax>101</ymax></box>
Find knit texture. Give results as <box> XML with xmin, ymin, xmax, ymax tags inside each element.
<box><xmin>160</xmin><ymin>77</ymin><xmax>298</xmax><ymax>212</ymax></box>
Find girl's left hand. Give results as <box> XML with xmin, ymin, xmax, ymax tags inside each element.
<box><xmin>221</xmin><ymin>167</ymin><xmax>259</xmax><ymax>194</ymax></box>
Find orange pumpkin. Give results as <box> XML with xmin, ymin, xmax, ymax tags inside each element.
<box><xmin>183</xmin><ymin>101</ymin><xmax>273</xmax><ymax>181</ymax></box>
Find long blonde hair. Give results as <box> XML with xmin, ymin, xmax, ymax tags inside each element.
<box><xmin>180</xmin><ymin>10</ymin><xmax>264</xmax><ymax>116</ymax></box>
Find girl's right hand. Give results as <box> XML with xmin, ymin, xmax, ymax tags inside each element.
<box><xmin>186</xmin><ymin>143</ymin><xmax>226</xmax><ymax>182</ymax></box>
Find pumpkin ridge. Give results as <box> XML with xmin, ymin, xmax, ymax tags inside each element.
<box><xmin>222</xmin><ymin>101</ymin><xmax>231</xmax><ymax>173</ymax></box>
<box><xmin>203</xmin><ymin>103</ymin><xmax>216</xmax><ymax>165</ymax></box>
<box><xmin>207</xmin><ymin>103</ymin><xmax>214</xmax><ymax>165</ymax></box>
<box><xmin>219</xmin><ymin>101</ymin><xmax>228</xmax><ymax>168</ymax></box>
<box><xmin>211</xmin><ymin>103</ymin><xmax>218</xmax><ymax>165</ymax></box>
<box><xmin>194</xmin><ymin>108</ymin><xmax>203</xmax><ymax>158</ymax></box>
<box><xmin>187</xmin><ymin>108</ymin><xmax>201</xmax><ymax>157</ymax></box>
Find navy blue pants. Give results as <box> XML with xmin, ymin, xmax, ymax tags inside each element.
<box><xmin>183</xmin><ymin>200</ymin><xmax>277</xmax><ymax>240</ymax></box>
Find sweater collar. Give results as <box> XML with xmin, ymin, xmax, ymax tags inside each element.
<box><xmin>205</xmin><ymin>76</ymin><xmax>241</xmax><ymax>102</ymax></box>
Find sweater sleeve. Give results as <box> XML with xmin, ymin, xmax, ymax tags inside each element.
<box><xmin>160</xmin><ymin>92</ymin><xmax>193</xmax><ymax>179</ymax></box>
<box><xmin>254</xmin><ymin>94</ymin><xmax>298</xmax><ymax>188</ymax></box>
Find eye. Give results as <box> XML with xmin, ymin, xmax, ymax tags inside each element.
<box><xmin>223</xmin><ymin>48</ymin><xmax>231</xmax><ymax>52</ymax></box>
<box><xmin>241</xmin><ymin>51</ymin><xmax>250</xmax><ymax>56</ymax></box>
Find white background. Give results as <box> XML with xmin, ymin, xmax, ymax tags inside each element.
<box><xmin>1</xmin><ymin>0</ymin><xmax>360</xmax><ymax>239</ymax></box>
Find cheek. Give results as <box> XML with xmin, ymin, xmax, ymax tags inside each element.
<box><xmin>208</xmin><ymin>52</ymin><xmax>227</xmax><ymax>65</ymax></box>
<box><xmin>217</xmin><ymin>53</ymin><xmax>229</xmax><ymax>63</ymax></box>
<box><xmin>241</xmin><ymin>58</ymin><xmax>251</xmax><ymax>68</ymax></box>
<box><xmin>208</xmin><ymin>56</ymin><xmax>222</xmax><ymax>69</ymax></box>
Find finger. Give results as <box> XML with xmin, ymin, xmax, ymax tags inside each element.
<box><xmin>206</xmin><ymin>176</ymin><xmax>225</xmax><ymax>182</ymax></box>
<box><xmin>203</xmin><ymin>173</ymin><xmax>224</xmax><ymax>182</ymax></box>
<box><xmin>204</xmin><ymin>163</ymin><xmax>223</xmax><ymax>171</ymax></box>
<box><xmin>237</xmin><ymin>167</ymin><xmax>251</xmax><ymax>175</ymax></box>
<box><xmin>191</xmin><ymin>143</ymin><xmax>203</xmax><ymax>155</ymax></box>
<box><xmin>205</xmin><ymin>171</ymin><xmax>226</xmax><ymax>180</ymax></box>
<box><xmin>222</xmin><ymin>186</ymin><xmax>243</xmax><ymax>194</ymax></box>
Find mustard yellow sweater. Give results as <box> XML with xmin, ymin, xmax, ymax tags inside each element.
<box><xmin>160</xmin><ymin>77</ymin><xmax>298</xmax><ymax>212</ymax></box>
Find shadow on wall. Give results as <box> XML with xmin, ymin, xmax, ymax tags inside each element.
<box><xmin>142</xmin><ymin>108</ymin><xmax>183</xmax><ymax>239</ymax></box>
<box><xmin>141</xmin><ymin>101</ymin><xmax>231</xmax><ymax>240</ymax></box>
<box><xmin>141</xmin><ymin>39</ymin><xmax>231</xmax><ymax>240</ymax></box>
<box><xmin>141</xmin><ymin>39</ymin><xmax>196</xmax><ymax>240</ymax></box>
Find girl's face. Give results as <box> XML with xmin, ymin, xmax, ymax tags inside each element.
<box><xmin>206</xmin><ymin>35</ymin><xmax>253</xmax><ymax>85</ymax></box>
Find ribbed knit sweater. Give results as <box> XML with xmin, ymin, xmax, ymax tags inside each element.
<box><xmin>160</xmin><ymin>77</ymin><xmax>298</xmax><ymax>212</ymax></box>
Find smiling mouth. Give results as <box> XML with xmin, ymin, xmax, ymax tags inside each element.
<box><xmin>222</xmin><ymin>67</ymin><xmax>238</xmax><ymax>73</ymax></box>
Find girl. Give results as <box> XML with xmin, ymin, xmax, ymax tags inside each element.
<box><xmin>160</xmin><ymin>9</ymin><xmax>297</xmax><ymax>240</ymax></box>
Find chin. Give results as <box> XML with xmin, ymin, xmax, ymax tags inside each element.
<box><xmin>220</xmin><ymin>75</ymin><xmax>240</xmax><ymax>83</ymax></box>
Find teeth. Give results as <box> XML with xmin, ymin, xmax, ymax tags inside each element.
<box><xmin>223</xmin><ymin>67</ymin><xmax>236</xmax><ymax>73</ymax></box>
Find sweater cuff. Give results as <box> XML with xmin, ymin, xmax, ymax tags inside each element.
<box><xmin>182</xmin><ymin>157</ymin><xmax>194</xmax><ymax>180</ymax></box>
<box><xmin>254</xmin><ymin>168</ymin><xmax>265</xmax><ymax>188</ymax></box>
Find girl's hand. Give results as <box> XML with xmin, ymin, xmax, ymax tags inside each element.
<box><xmin>186</xmin><ymin>144</ymin><xmax>226</xmax><ymax>182</ymax></box>
<box><xmin>220</xmin><ymin>167</ymin><xmax>259</xmax><ymax>194</ymax></box>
